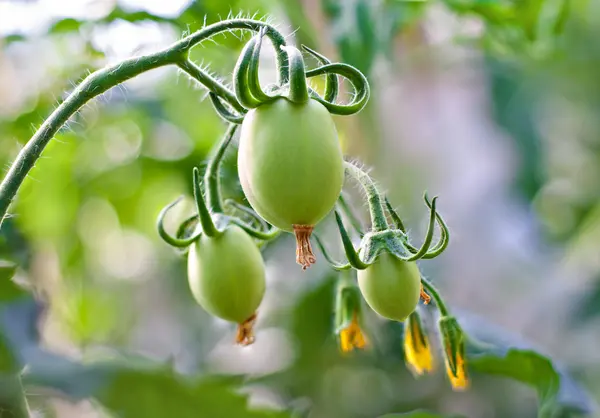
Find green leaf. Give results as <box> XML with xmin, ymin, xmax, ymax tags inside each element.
<box><xmin>461</xmin><ymin>312</ymin><xmax>596</xmax><ymax>417</ymax></box>
<box><xmin>379</xmin><ymin>411</ymin><xmax>466</xmax><ymax>418</ymax></box>
<box><xmin>24</xmin><ymin>351</ymin><xmax>292</xmax><ymax>418</ymax></box>
<box><xmin>15</xmin><ymin>301</ymin><xmax>290</xmax><ymax>418</ymax></box>
<box><xmin>98</xmin><ymin>370</ymin><xmax>291</xmax><ymax>418</ymax></box>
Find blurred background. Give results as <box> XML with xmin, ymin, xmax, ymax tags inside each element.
<box><xmin>1</xmin><ymin>0</ymin><xmax>599</xmax><ymax>416</ymax></box>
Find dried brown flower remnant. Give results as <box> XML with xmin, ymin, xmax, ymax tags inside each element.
<box><xmin>294</xmin><ymin>225</ymin><xmax>316</xmax><ymax>270</ymax></box>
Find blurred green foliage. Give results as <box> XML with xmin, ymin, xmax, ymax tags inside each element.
<box><xmin>1</xmin><ymin>0</ymin><xmax>599</xmax><ymax>416</ymax></box>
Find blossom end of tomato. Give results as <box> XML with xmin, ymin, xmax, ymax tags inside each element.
<box><xmin>236</xmin><ymin>312</ymin><xmax>258</xmax><ymax>346</ymax></box>
<box><xmin>294</xmin><ymin>224</ymin><xmax>316</xmax><ymax>270</ymax></box>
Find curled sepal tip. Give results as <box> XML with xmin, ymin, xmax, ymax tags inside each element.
<box><xmin>157</xmin><ymin>196</ymin><xmax>202</xmax><ymax>248</ymax></box>
<box><xmin>404</xmin><ymin>195</ymin><xmax>438</xmax><ymax>262</ymax></box>
<box><xmin>236</xmin><ymin>312</ymin><xmax>258</xmax><ymax>346</ymax></box>
<box><xmin>301</xmin><ymin>45</ymin><xmax>338</xmax><ymax>103</ymax></box>
<box><xmin>233</xmin><ymin>36</ymin><xmax>262</xmax><ymax>109</ymax></box>
<box><xmin>423</xmin><ymin>193</ymin><xmax>450</xmax><ymax>259</ymax></box>
<box><xmin>282</xmin><ymin>45</ymin><xmax>309</xmax><ymax>104</ymax></box>
<box><xmin>247</xmin><ymin>27</ymin><xmax>273</xmax><ymax>104</ymax></box>
<box><xmin>230</xmin><ymin>218</ymin><xmax>280</xmax><ymax>241</ymax></box>
<box><xmin>306</xmin><ymin>63</ymin><xmax>370</xmax><ymax>115</ymax></box>
<box><xmin>192</xmin><ymin>167</ymin><xmax>219</xmax><ymax>237</ymax></box>
<box><xmin>208</xmin><ymin>93</ymin><xmax>244</xmax><ymax>124</ymax></box>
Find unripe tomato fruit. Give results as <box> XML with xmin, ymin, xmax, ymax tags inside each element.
<box><xmin>357</xmin><ymin>252</ymin><xmax>421</xmax><ymax>322</ymax></box>
<box><xmin>187</xmin><ymin>225</ymin><xmax>265</xmax><ymax>324</ymax></box>
<box><xmin>237</xmin><ymin>98</ymin><xmax>344</xmax><ymax>232</ymax></box>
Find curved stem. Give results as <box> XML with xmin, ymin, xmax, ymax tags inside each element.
<box><xmin>283</xmin><ymin>46</ymin><xmax>309</xmax><ymax>104</ymax></box>
<box><xmin>230</xmin><ymin>218</ymin><xmax>279</xmax><ymax>240</ymax></box>
<box><xmin>0</xmin><ymin>375</ymin><xmax>29</xmax><ymax>418</ymax></box>
<box><xmin>421</xmin><ymin>277</ymin><xmax>449</xmax><ymax>317</ymax></box>
<box><xmin>204</xmin><ymin>124</ymin><xmax>238</xmax><ymax>213</ymax></box>
<box><xmin>344</xmin><ymin>161</ymin><xmax>388</xmax><ymax>232</ymax></box>
<box><xmin>301</xmin><ymin>45</ymin><xmax>338</xmax><ymax>103</ymax></box>
<box><xmin>157</xmin><ymin>197</ymin><xmax>202</xmax><ymax>248</ymax></box>
<box><xmin>313</xmin><ymin>233</ymin><xmax>351</xmax><ymax>271</ymax></box>
<box><xmin>0</xmin><ymin>18</ymin><xmax>288</xmax><ymax>228</ymax></box>
<box><xmin>178</xmin><ymin>59</ymin><xmax>244</xmax><ymax>113</ymax></box>
<box><xmin>335</xmin><ymin>210</ymin><xmax>370</xmax><ymax>270</ymax></box>
<box><xmin>193</xmin><ymin>168</ymin><xmax>219</xmax><ymax>238</ymax></box>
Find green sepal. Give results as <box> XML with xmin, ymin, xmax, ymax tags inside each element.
<box><xmin>335</xmin><ymin>284</ymin><xmax>362</xmax><ymax>334</ymax></box>
<box><xmin>233</xmin><ymin>36</ymin><xmax>262</xmax><ymax>109</ymax></box>
<box><xmin>438</xmin><ymin>316</ymin><xmax>465</xmax><ymax>378</ymax></box>
<box><xmin>156</xmin><ymin>196</ymin><xmax>202</xmax><ymax>248</ymax></box>
<box><xmin>406</xmin><ymin>309</ymin><xmax>428</xmax><ymax>349</ymax></box>
<box><xmin>306</xmin><ymin>63</ymin><xmax>370</xmax><ymax>115</ymax></box>
<box><xmin>334</xmin><ymin>210</ymin><xmax>370</xmax><ymax>270</ymax></box>
<box><xmin>301</xmin><ymin>45</ymin><xmax>338</xmax><ymax>103</ymax></box>
<box><xmin>247</xmin><ymin>27</ymin><xmax>275</xmax><ymax>104</ymax></box>
<box><xmin>208</xmin><ymin>93</ymin><xmax>245</xmax><ymax>124</ymax></box>
<box><xmin>282</xmin><ymin>45</ymin><xmax>309</xmax><ymax>104</ymax></box>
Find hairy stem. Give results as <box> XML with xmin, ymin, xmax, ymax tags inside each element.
<box><xmin>0</xmin><ymin>18</ymin><xmax>288</xmax><ymax>228</ymax></box>
<box><xmin>204</xmin><ymin>124</ymin><xmax>238</xmax><ymax>213</ymax></box>
<box><xmin>178</xmin><ymin>60</ymin><xmax>244</xmax><ymax>113</ymax></box>
<box><xmin>344</xmin><ymin>162</ymin><xmax>388</xmax><ymax>232</ymax></box>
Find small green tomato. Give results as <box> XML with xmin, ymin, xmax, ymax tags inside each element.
<box><xmin>238</xmin><ymin>98</ymin><xmax>344</xmax><ymax>269</ymax></box>
<box><xmin>357</xmin><ymin>252</ymin><xmax>421</xmax><ymax>322</ymax></box>
<box><xmin>187</xmin><ymin>225</ymin><xmax>265</xmax><ymax>345</ymax></box>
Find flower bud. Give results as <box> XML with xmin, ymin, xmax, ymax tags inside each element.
<box><xmin>438</xmin><ymin>316</ymin><xmax>469</xmax><ymax>390</ymax></box>
<box><xmin>335</xmin><ymin>284</ymin><xmax>368</xmax><ymax>353</ymax></box>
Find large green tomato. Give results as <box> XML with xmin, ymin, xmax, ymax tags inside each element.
<box><xmin>357</xmin><ymin>252</ymin><xmax>421</xmax><ymax>322</ymax></box>
<box><xmin>237</xmin><ymin>98</ymin><xmax>344</xmax><ymax>232</ymax></box>
<box><xmin>187</xmin><ymin>225</ymin><xmax>265</xmax><ymax>324</ymax></box>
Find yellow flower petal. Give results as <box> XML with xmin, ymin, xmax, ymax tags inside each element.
<box><xmin>404</xmin><ymin>321</ymin><xmax>434</xmax><ymax>376</ymax></box>
<box><xmin>339</xmin><ymin>313</ymin><xmax>368</xmax><ymax>353</ymax></box>
<box><xmin>445</xmin><ymin>352</ymin><xmax>469</xmax><ymax>391</ymax></box>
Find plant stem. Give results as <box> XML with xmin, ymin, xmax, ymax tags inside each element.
<box><xmin>344</xmin><ymin>162</ymin><xmax>388</xmax><ymax>232</ymax></box>
<box><xmin>421</xmin><ymin>277</ymin><xmax>449</xmax><ymax>317</ymax></box>
<box><xmin>0</xmin><ymin>18</ymin><xmax>288</xmax><ymax>229</ymax></box>
<box><xmin>177</xmin><ymin>60</ymin><xmax>244</xmax><ymax>113</ymax></box>
<box><xmin>204</xmin><ymin>124</ymin><xmax>238</xmax><ymax>213</ymax></box>
<box><xmin>0</xmin><ymin>375</ymin><xmax>30</xmax><ymax>418</ymax></box>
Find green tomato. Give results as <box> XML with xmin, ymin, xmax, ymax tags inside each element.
<box><xmin>237</xmin><ymin>98</ymin><xmax>344</xmax><ymax>232</ymax></box>
<box><xmin>357</xmin><ymin>252</ymin><xmax>421</xmax><ymax>322</ymax></box>
<box><xmin>187</xmin><ymin>225</ymin><xmax>265</xmax><ymax>324</ymax></box>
